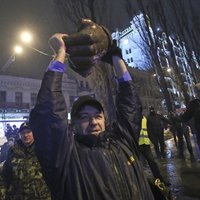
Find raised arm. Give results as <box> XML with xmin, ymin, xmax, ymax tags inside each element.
<box><xmin>111</xmin><ymin>53</ymin><xmax>142</xmax><ymax>148</ymax></box>
<box><xmin>30</xmin><ymin>33</ymin><xmax>73</xmax><ymax>192</ymax></box>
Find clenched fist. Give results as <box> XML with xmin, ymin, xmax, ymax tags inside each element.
<box><xmin>63</xmin><ymin>19</ymin><xmax>113</xmax><ymax>77</ymax></box>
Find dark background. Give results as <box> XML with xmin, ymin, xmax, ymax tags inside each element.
<box><xmin>0</xmin><ymin>0</ymin><xmax>132</xmax><ymax>79</ymax></box>
<box><xmin>0</xmin><ymin>0</ymin><xmax>199</xmax><ymax>79</ymax></box>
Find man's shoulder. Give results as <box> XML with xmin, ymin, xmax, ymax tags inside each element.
<box><xmin>189</xmin><ymin>99</ymin><xmax>200</xmax><ymax>107</ymax></box>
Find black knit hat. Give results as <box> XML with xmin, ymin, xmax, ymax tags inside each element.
<box><xmin>18</xmin><ymin>121</ymin><xmax>31</xmax><ymax>133</ymax></box>
<box><xmin>71</xmin><ymin>95</ymin><xmax>104</xmax><ymax>121</ymax></box>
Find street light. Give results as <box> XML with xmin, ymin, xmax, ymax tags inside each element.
<box><xmin>1</xmin><ymin>45</ymin><xmax>24</xmax><ymax>72</ymax></box>
<box><xmin>14</xmin><ymin>45</ymin><xmax>23</xmax><ymax>54</ymax></box>
<box><xmin>1</xmin><ymin>30</ymin><xmax>52</xmax><ymax>72</ymax></box>
<box><xmin>20</xmin><ymin>31</ymin><xmax>51</xmax><ymax>57</ymax></box>
<box><xmin>20</xmin><ymin>31</ymin><xmax>32</xmax><ymax>44</ymax></box>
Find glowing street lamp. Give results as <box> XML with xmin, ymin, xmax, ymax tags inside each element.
<box><xmin>20</xmin><ymin>31</ymin><xmax>32</xmax><ymax>44</ymax></box>
<box><xmin>1</xmin><ymin>30</ymin><xmax>51</xmax><ymax>72</ymax></box>
<box><xmin>1</xmin><ymin>45</ymin><xmax>24</xmax><ymax>72</ymax></box>
<box><xmin>20</xmin><ymin>30</ymin><xmax>51</xmax><ymax>57</ymax></box>
<box><xmin>14</xmin><ymin>45</ymin><xmax>23</xmax><ymax>54</ymax></box>
<box><xmin>167</xmin><ymin>68</ymin><xmax>171</xmax><ymax>73</ymax></box>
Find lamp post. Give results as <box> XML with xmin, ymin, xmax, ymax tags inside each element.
<box><xmin>20</xmin><ymin>31</ymin><xmax>52</xmax><ymax>57</ymax></box>
<box><xmin>2</xmin><ymin>45</ymin><xmax>23</xmax><ymax>72</ymax></box>
<box><xmin>1</xmin><ymin>31</ymin><xmax>51</xmax><ymax>72</ymax></box>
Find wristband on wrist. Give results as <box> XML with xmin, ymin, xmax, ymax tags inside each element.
<box><xmin>117</xmin><ymin>71</ymin><xmax>132</xmax><ymax>83</ymax></box>
<box><xmin>47</xmin><ymin>60</ymin><xmax>66</xmax><ymax>73</ymax></box>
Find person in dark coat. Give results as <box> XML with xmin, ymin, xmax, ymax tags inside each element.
<box><xmin>147</xmin><ymin>107</ymin><xmax>168</xmax><ymax>159</ymax></box>
<box><xmin>30</xmin><ymin>20</ymin><xmax>154</xmax><ymax>200</ymax></box>
<box><xmin>12</xmin><ymin>125</ymin><xmax>19</xmax><ymax>140</ymax></box>
<box><xmin>179</xmin><ymin>97</ymin><xmax>200</xmax><ymax>153</ymax></box>
<box><xmin>169</xmin><ymin>111</ymin><xmax>195</xmax><ymax>159</ymax></box>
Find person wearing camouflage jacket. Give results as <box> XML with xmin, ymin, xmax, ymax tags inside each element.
<box><xmin>0</xmin><ymin>122</ymin><xmax>51</xmax><ymax>200</ymax></box>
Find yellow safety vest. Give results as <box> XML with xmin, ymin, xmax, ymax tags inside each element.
<box><xmin>139</xmin><ymin>116</ymin><xmax>150</xmax><ymax>145</ymax></box>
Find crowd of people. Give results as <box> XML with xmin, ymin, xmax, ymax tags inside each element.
<box><xmin>0</xmin><ymin>19</ymin><xmax>199</xmax><ymax>200</ymax></box>
<box><xmin>4</xmin><ymin>124</ymin><xmax>19</xmax><ymax>141</ymax></box>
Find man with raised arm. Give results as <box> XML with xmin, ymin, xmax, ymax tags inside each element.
<box><xmin>30</xmin><ymin>19</ymin><xmax>154</xmax><ymax>200</ymax></box>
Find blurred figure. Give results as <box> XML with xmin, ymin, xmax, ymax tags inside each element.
<box><xmin>12</xmin><ymin>125</ymin><xmax>19</xmax><ymax>140</ymax></box>
<box><xmin>179</xmin><ymin>83</ymin><xmax>200</xmax><ymax>154</ymax></box>
<box><xmin>165</xmin><ymin>123</ymin><xmax>178</xmax><ymax>147</ymax></box>
<box><xmin>181</xmin><ymin>122</ymin><xmax>195</xmax><ymax>160</ymax></box>
<box><xmin>181</xmin><ymin>101</ymin><xmax>200</xmax><ymax>156</ymax></box>
<box><xmin>0</xmin><ymin>137</ymin><xmax>15</xmax><ymax>163</ymax></box>
<box><xmin>0</xmin><ymin>122</ymin><xmax>51</xmax><ymax>200</ymax></box>
<box><xmin>4</xmin><ymin>124</ymin><xmax>13</xmax><ymax>140</ymax></box>
<box><xmin>139</xmin><ymin>115</ymin><xmax>173</xmax><ymax>200</ymax></box>
<box><xmin>147</xmin><ymin>107</ymin><xmax>168</xmax><ymax>159</ymax></box>
<box><xmin>169</xmin><ymin>111</ymin><xmax>195</xmax><ymax>160</ymax></box>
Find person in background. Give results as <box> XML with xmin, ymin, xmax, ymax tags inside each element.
<box><xmin>139</xmin><ymin>115</ymin><xmax>166</xmax><ymax>182</ymax></box>
<box><xmin>139</xmin><ymin>115</ymin><xmax>173</xmax><ymax>200</ymax></box>
<box><xmin>147</xmin><ymin>107</ymin><xmax>168</xmax><ymax>159</ymax></box>
<box><xmin>30</xmin><ymin>19</ymin><xmax>154</xmax><ymax>200</ymax></box>
<box><xmin>12</xmin><ymin>125</ymin><xmax>19</xmax><ymax>140</ymax></box>
<box><xmin>0</xmin><ymin>121</ymin><xmax>51</xmax><ymax>200</ymax></box>
<box><xmin>4</xmin><ymin>124</ymin><xmax>13</xmax><ymax>140</ymax></box>
<box><xmin>179</xmin><ymin>83</ymin><xmax>200</xmax><ymax>155</ymax></box>
<box><xmin>0</xmin><ymin>137</ymin><xmax>15</xmax><ymax>163</ymax></box>
<box><xmin>169</xmin><ymin>110</ymin><xmax>195</xmax><ymax>160</ymax></box>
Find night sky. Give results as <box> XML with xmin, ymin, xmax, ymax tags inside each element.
<box><xmin>0</xmin><ymin>0</ymin><xmax>199</xmax><ymax>79</ymax></box>
<box><xmin>0</xmin><ymin>0</ymin><xmax>134</xmax><ymax>79</ymax></box>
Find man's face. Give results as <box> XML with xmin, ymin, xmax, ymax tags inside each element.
<box><xmin>19</xmin><ymin>129</ymin><xmax>34</xmax><ymax>146</ymax></box>
<box><xmin>74</xmin><ymin>105</ymin><xmax>105</xmax><ymax>136</ymax></box>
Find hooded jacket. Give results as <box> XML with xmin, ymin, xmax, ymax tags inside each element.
<box><xmin>30</xmin><ymin>71</ymin><xmax>154</xmax><ymax>200</ymax></box>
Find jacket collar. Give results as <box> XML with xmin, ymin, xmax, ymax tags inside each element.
<box><xmin>74</xmin><ymin>131</ymin><xmax>110</xmax><ymax>148</ymax></box>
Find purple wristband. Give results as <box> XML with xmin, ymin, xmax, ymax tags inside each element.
<box><xmin>117</xmin><ymin>71</ymin><xmax>132</xmax><ymax>83</ymax></box>
<box><xmin>47</xmin><ymin>61</ymin><xmax>66</xmax><ymax>73</ymax></box>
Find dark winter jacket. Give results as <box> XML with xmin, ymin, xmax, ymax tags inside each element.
<box><xmin>30</xmin><ymin>71</ymin><xmax>154</xmax><ymax>200</ymax></box>
<box><xmin>0</xmin><ymin>140</ymin><xmax>51</xmax><ymax>200</ymax></box>
<box><xmin>0</xmin><ymin>142</ymin><xmax>11</xmax><ymax>163</ymax></box>
<box><xmin>147</xmin><ymin>113</ymin><xmax>168</xmax><ymax>142</ymax></box>
<box><xmin>180</xmin><ymin>99</ymin><xmax>200</xmax><ymax>135</ymax></box>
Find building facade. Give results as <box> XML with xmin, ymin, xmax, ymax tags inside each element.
<box><xmin>128</xmin><ymin>67</ymin><xmax>162</xmax><ymax>115</ymax></box>
<box><xmin>0</xmin><ymin>73</ymin><xmax>93</xmax><ymax>139</ymax></box>
<box><xmin>112</xmin><ymin>15</ymin><xmax>163</xmax><ymax>113</ymax></box>
<box><xmin>112</xmin><ymin>14</ymin><xmax>199</xmax><ymax>110</ymax></box>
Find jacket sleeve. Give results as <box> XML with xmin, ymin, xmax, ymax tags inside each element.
<box><xmin>30</xmin><ymin>71</ymin><xmax>73</xmax><ymax>191</ymax></box>
<box><xmin>180</xmin><ymin>99</ymin><xmax>198</xmax><ymax>122</ymax></box>
<box><xmin>115</xmin><ymin>81</ymin><xmax>142</xmax><ymax>150</ymax></box>
<box><xmin>0</xmin><ymin>149</ymin><xmax>13</xmax><ymax>200</ymax></box>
